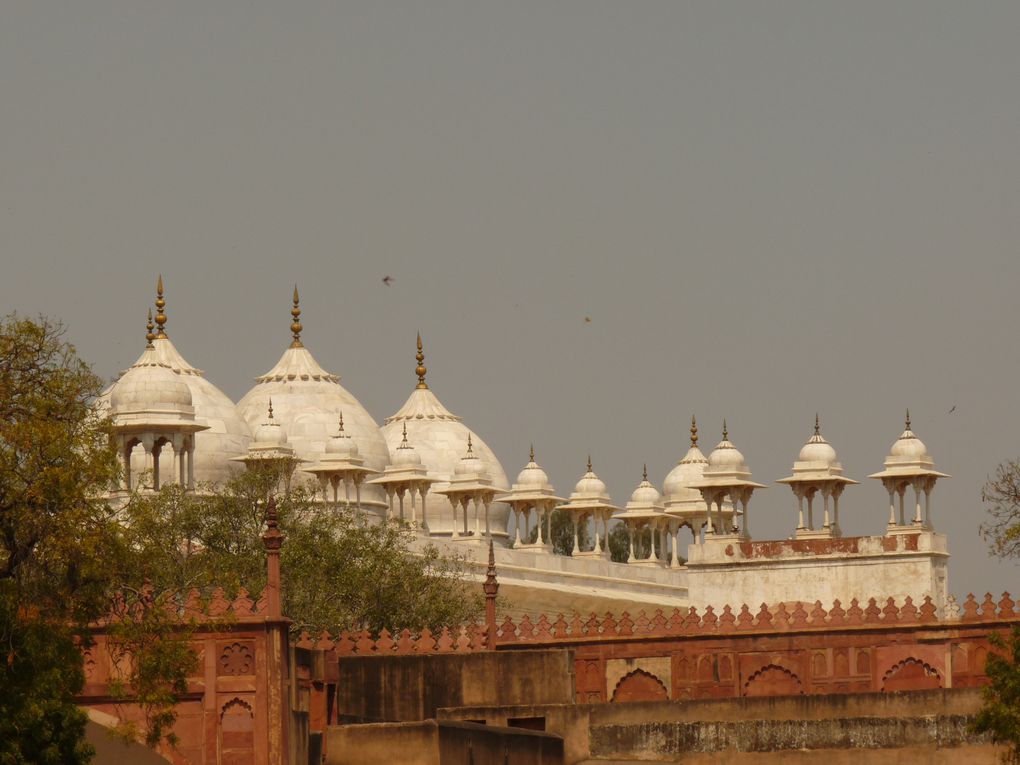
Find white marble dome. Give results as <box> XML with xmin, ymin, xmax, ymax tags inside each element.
<box><xmin>707</xmin><ymin>436</ymin><xmax>747</xmax><ymax>471</ymax></box>
<box><xmin>516</xmin><ymin>454</ymin><xmax>550</xmax><ymax>489</ymax></box>
<box><xmin>799</xmin><ymin>435</ymin><xmax>838</xmax><ymax>466</ymax></box>
<box><xmin>252</xmin><ymin>405</ymin><xmax>288</xmax><ymax>448</ymax></box>
<box><xmin>236</xmin><ymin>303</ymin><xmax>390</xmax><ymax>510</ymax></box>
<box><xmin>573</xmin><ymin>461</ymin><xmax>608</xmax><ymax>497</ymax></box>
<box><xmin>325</xmin><ymin>416</ymin><xmax>359</xmax><ymax>459</ymax></box>
<box><xmin>381</xmin><ymin>341</ymin><xmax>509</xmax><ymax>537</ymax></box>
<box><xmin>891</xmin><ymin>428</ymin><xmax>929</xmax><ymax>460</ymax></box>
<box><xmin>109</xmin><ymin>348</ymin><xmax>193</xmax><ymax>415</ymax></box>
<box><xmin>629</xmin><ymin>474</ymin><xmax>662</xmax><ymax>505</ymax></box>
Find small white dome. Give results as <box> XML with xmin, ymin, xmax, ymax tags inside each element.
<box><xmin>253</xmin><ymin>405</ymin><xmax>288</xmax><ymax>448</ymax></box>
<box><xmin>630</xmin><ymin>478</ymin><xmax>662</xmax><ymax>505</ymax></box>
<box><xmin>393</xmin><ymin>443</ymin><xmax>423</xmax><ymax>468</ymax></box>
<box><xmin>799</xmin><ymin>436</ymin><xmax>838</xmax><ymax>465</ymax></box>
<box><xmin>574</xmin><ymin>461</ymin><xmax>607</xmax><ymax>496</ymax></box>
<box><xmin>708</xmin><ymin>440</ymin><xmax>747</xmax><ymax>471</ymax></box>
<box><xmin>325</xmin><ymin>414</ymin><xmax>359</xmax><ymax>458</ymax></box>
<box><xmin>454</xmin><ymin>438</ymin><xmax>485</xmax><ymax>476</ymax></box>
<box><xmin>110</xmin><ymin>354</ymin><xmax>193</xmax><ymax>414</ymax></box>
<box><xmin>516</xmin><ymin>460</ymin><xmax>550</xmax><ymax>489</ymax></box>
<box><xmin>891</xmin><ymin>430</ymin><xmax>929</xmax><ymax>460</ymax></box>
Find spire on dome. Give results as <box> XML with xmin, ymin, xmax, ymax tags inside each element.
<box><xmin>290</xmin><ymin>285</ymin><xmax>303</xmax><ymax>348</ymax></box>
<box><xmin>587</xmin><ymin>454</ymin><xmax>593</xmax><ymax>473</ymax></box>
<box><xmin>905</xmin><ymin>408</ymin><xmax>911</xmax><ymax>431</ymax></box>
<box><xmin>398</xmin><ymin>421</ymin><xmax>411</xmax><ymax>449</ymax></box>
<box><xmin>530</xmin><ymin>443</ymin><xmax>535</xmax><ymax>462</ymax></box>
<box><xmin>154</xmin><ymin>275</ymin><xmax>168</xmax><ymax>338</ymax></box>
<box><xmin>268</xmin><ymin>399</ymin><xmax>274</xmax><ymax>419</ymax></box>
<box><xmin>415</xmin><ymin>332</ymin><xmax>428</xmax><ymax>389</ymax></box>
<box><xmin>145</xmin><ymin>309</ymin><xmax>155</xmax><ymax>348</ymax></box>
<box><xmin>690</xmin><ymin>415</ymin><xmax>698</xmax><ymax>447</ymax></box>
<box><xmin>338</xmin><ymin>412</ymin><xmax>345</xmax><ymax>435</ymax></box>
<box><xmin>643</xmin><ymin>463</ymin><xmax>648</xmax><ymax>481</ymax></box>
<box><xmin>465</xmin><ymin>434</ymin><xmax>474</xmax><ymax>457</ymax></box>
<box><xmin>722</xmin><ymin>419</ymin><xmax>728</xmax><ymax>441</ymax></box>
<box><xmin>815</xmin><ymin>413</ymin><xmax>821</xmax><ymax>436</ymax></box>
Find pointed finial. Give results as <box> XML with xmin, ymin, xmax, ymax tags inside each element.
<box><xmin>290</xmin><ymin>285</ymin><xmax>303</xmax><ymax>348</ymax></box>
<box><xmin>400</xmin><ymin>421</ymin><xmax>409</xmax><ymax>447</ymax></box>
<box><xmin>643</xmin><ymin>463</ymin><xmax>648</xmax><ymax>482</ymax></box>
<box><xmin>483</xmin><ymin>538</ymin><xmax>499</xmax><ymax>598</ymax></box>
<box><xmin>154</xmin><ymin>275</ymin><xmax>167</xmax><ymax>338</ymax></box>
<box><xmin>415</xmin><ymin>332</ymin><xmax>428</xmax><ymax>389</ymax></box>
<box><xmin>814</xmin><ymin>413</ymin><xmax>821</xmax><ymax>436</ymax></box>
<box><xmin>690</xmin><ymin>415</ymin><xmax>698</xmax><ymax>447</ymax></box>
<box><xmin>587</xmin><ymin>454</ymin><xmax>593</xmax><ymax>473</ymax></box>
<box><xmin>267</xmin><ymin>398</ymin><xmax>274</xmax><ymax>419</ymax></box>
<box><xmin>466</xmin><ymin>434</ymin><xmax>474</xmax><ymax>456</ymax></box>
<box><xmin>265</xmin><ymin>494</ymin><xmax>279</xmax><ymax>530</ymax></box>
<box><xmin>722</xmin><ymin>419</ymin><xmax>728</xmax><ymax>440</ymax></box>
<box><xmin>338</xmin><ymin>412</ymin><xmax>345</xmax><ymax>435</ymax></box>
<box><xmin>529</xmin><ymin>443</ymin><xmax>535</xmax><ymax>463</ymax></box>
<box><xmin>145</xmin><ymin>309</ymin><xmax>155</xmax><ymax>347</ymax></box>
<box><xmin>905</xmin><ymin>409</ymin><xmax>911</xmax><ymax>430</ymax></box>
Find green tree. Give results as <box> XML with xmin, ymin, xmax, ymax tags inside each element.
<box><xmin>981</xmin><ymin>460</ymin><xmax>1020</xmax><ymax>560</ymax></box>
<box><xmin>122</xmin><ymin>471</ymin><xmax>483</xmax><ymax>635</ymax></box>
<box><xmin>525</xmin><ymin>510</ymin><xmax>590</xmax><ymax>555</ymax></box>
<box><xmin>972</xmin><ymin>627</ymin><xmax>1020</xmax><ymax>763</ymax></box>
<box><xmin>0</xmin><ymin>314</ymin><xmax>197</xmax><ymax>761</ymax></box>
<box><xmin>608</xmin><ymin>522</ymin><xmax>656</xmax><ymax>563</ymax></box>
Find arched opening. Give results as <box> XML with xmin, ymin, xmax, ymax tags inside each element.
<box><xmin>218</xmin><ymin>697</ymin><xmax>255</xmax><ymax>764</ymax></box>
<box><xmin>611</xmin><ymin>669</ymin><xmax>669</xmax><ymax>703</ymax></box>
<box><xmin>881</xmin><ymin>658</ymin><xmax>941</xmax><ymax>692</ymax></box>
<box><xmin>743</xmin><ymin>664</ymin><xmax>804</xmax><ymax>697</ymax></box>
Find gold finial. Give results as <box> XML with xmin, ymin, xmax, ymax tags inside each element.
<box><xmin>529</xmin><ymin>443</ymin><xmax>535</xmax><ymax>463</ymax></box>
<box><xmin>267</xmin><ymin>399</ymin><xmax>274</xmax><ymax>419</ymax></box>
<box><xmin>690</xmin><ymin>415</ymin><xmax>698</xmax><ymax>447</ymax></box>
<box><xmin>415</xmin><ymin>332</ymin><xmax>428</xmax><ymax>389</ymax></box>
<box><xmin>905</xmin><ymin>409</ymin><xmax>911</xmax><ymax>430</ymax></box>
<box><xmin>154</xmin><ymin>275</ymin><xmax>167</xmax><ymax>338</ymax></box>
<box><xmin>290</xmin><ymin>285</ymin><xmax>303</xmax><ymax>348</ymax></box>
<box><xmin>145</xmin><ymin>309</ymin><xmax>155</xmax><ymax>347</ymax></box>
<box><xmin>814</xmin><ymin>413</ymin><xmax>821</xmax><ymax>436</ymax></box>
<box><xmin>722</xmin><ymin>419</ymin><xmax>728</xmax><ymax>440</ymax></box>
<box><xmin>399</xmin><ymin>421</ymin><xmax>409</xmax><ymax>448</ymax></box>
<box><xmin>643</xmin><ymin>463</ymin><xmax>648</xmax><ymax>482</ymax></box>
<box><xmin>587</xmin><ymin>454</ymin><xmax>593</xmax><ymax>473</ymax></box>
<box><xmin>466</xmin><ymin>434</ymin><xmax>474</xmax><ymax>457</ymax></box>
<box><xmin>338</xmin><ymin>412</ymin><xmax>345</xmax><ymax>435</ymax></box>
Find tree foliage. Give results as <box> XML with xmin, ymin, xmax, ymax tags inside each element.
<box><xmin>0</xmin><ymin>314</ymin><xmax>196</xmax><ymax>761</ymax></box>
<box><xmin>981</xmin><ymin>460</ymin><xmax>1020</xmax><ymax>561</ymax></box>
<box><xmin>972</xmin><ymin>627</ymin><xmax>1020</xmax><ymax>763</ymax></box>
<box><xmin>122</xmin><ymin>471</ymin><xmax>484</xmax><ymax>635</ymax></box>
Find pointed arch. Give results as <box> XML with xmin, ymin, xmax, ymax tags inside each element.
<box><xmin>881</xmin><ymin>658</ymin><xmax>941</xmax><ymax>691</ymax></box>
<box><xmin>743</xmin><ymin>664</ymin><xmax>804</xmax><ymax>697</ymax></box>
<box><xmin>611</xmin><ymin>669</ymin><xmax>668</xmax><ymax>703</ymax></box>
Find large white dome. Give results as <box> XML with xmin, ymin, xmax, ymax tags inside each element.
<box><xmin>237</xmin><ymin>293</ymin><xmax>390</xmax><ymax>509</ymax></box>
<box><xmin>381</xmin><ymin>337</ymin><xmax>509</xmax><ymax>537</ymax></box>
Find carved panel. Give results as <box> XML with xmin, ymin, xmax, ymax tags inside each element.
<box><xmin>218</xmin><ymin>642</ymin><xmax>255</xmax><ymax>676</ymax></box>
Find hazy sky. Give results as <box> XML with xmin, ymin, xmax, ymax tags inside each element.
<box><xmin>3</xmin><ymin>2</ymin><xmax>1019</xmax><ymax>599</ymax></box>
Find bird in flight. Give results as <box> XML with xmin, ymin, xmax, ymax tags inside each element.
<box><xmin>382</xmin><ymin>276</ymin><xmax>393</xmax><ymax>286</ymax></box>
<box><xmin>948</xmin><ymin>405</ymin><xmax>956</xmax><ymax>414</ymax></box>
<box><xmin>584</xmin><ymin>316</ymin><xmax>592</xmax><ymax>324</ymax></box>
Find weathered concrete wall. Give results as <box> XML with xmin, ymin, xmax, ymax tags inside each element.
<box><xmin>685</xmin><ymin>532</ymin><xmax>949</xmax><ymax>614</ymax></box>
<box><xmin>439</xmin><ymin>688</ymin><xmax>998</xmax><ymax>765</ymax></box>
<box><xmin>337</xmin><ymin>649</ymin><xmax>575</xmax><ymax>723</ymax></box>
<box><xmin>325</xmin><ymin>720</ymin><xmax>564</xmax><ymax>765</ymax></box>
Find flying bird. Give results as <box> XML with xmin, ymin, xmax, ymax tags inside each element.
<box><xmin>948</xmin><ymin>405</ymin><xmax>956</xmax><ymax>414</ymax></box>
<box><xmin>584</xmin><ymin>316</ymin><xmax>592</xmax><ymax>324</ymax></box>
<box><xmin>382</xmin><ymin>276</ymin><xmax>393</xmax><ymax>286</ymax></box>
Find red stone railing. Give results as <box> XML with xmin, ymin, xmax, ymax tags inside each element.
<box><xmin>95</xmin><ymin>585</ymin><xmax>274</xmax><ymax>627</ymax></box>
<box><xmin>304</xmin><ymin>592</ymin><xmax>1019</xmax><ymax>656</ymax></box>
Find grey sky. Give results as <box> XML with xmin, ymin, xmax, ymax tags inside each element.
<box><xmin>2</xmin><ymin>2</ymin><xmax>1018</xmax><ymax>598</ymax></box>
